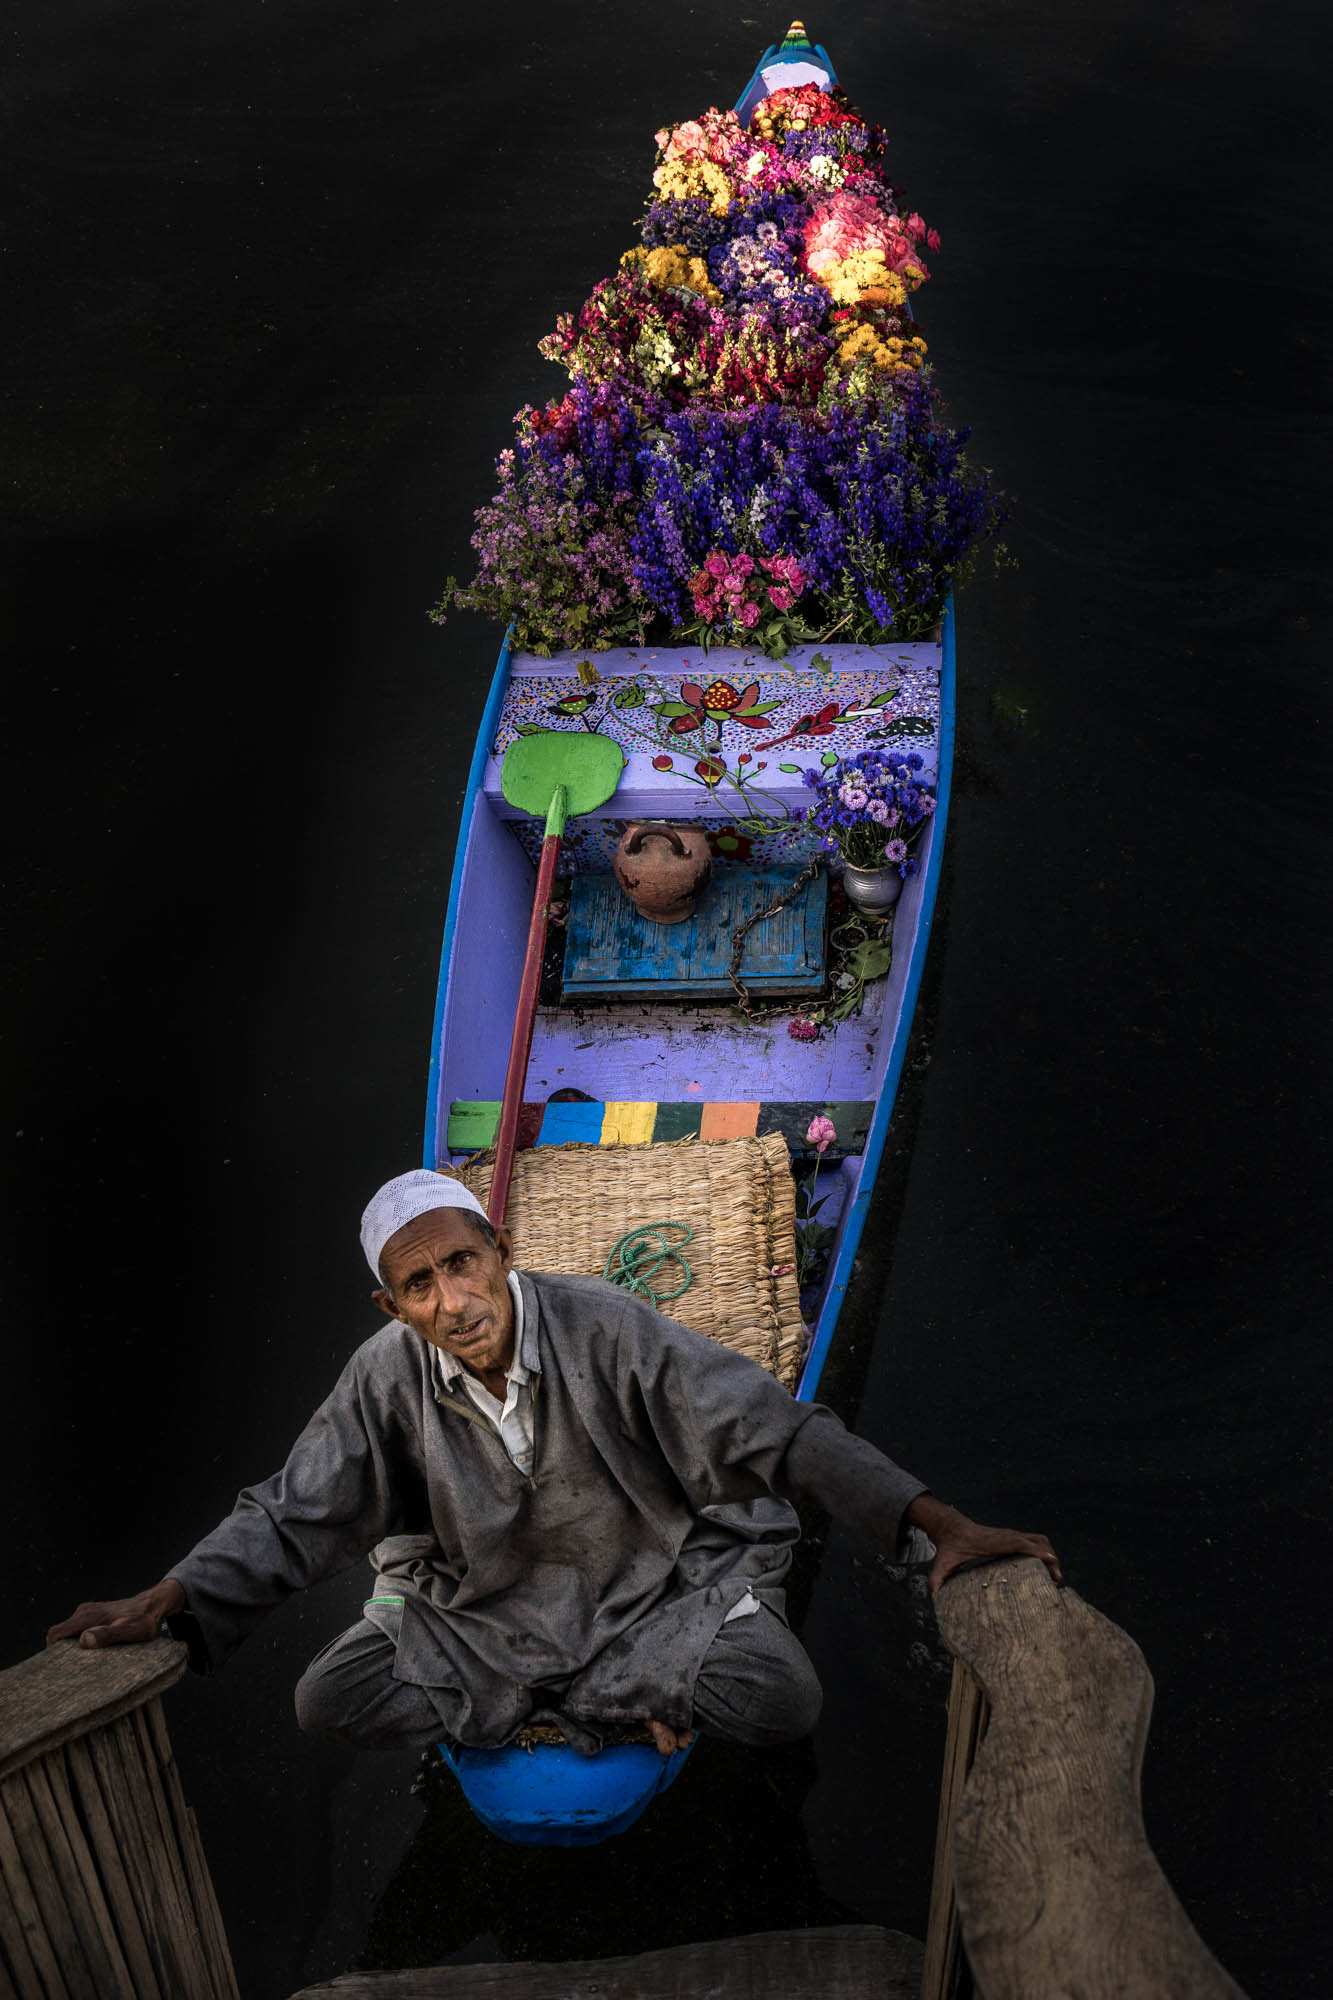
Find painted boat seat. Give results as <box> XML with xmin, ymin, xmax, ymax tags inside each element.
<box><xmin>445</xmin><ymin>1096</ymin><xmax>876</xmax><ymax>1157</ymax></box>
<box><xmin>478</xmin><ymin>643</ymin><xmax>941</xmax><ymax>876</ymax></box>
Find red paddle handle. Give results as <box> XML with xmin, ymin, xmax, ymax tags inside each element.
<box><xmin>489</xmin><ymin>829</ymin><xmax>562</xmax><ymax>1226</ymax></box>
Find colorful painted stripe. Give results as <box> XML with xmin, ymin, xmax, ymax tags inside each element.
<box><xmin>445</xmin><ymin>1099</ymin><xmax>874</xmax><ymax>1158</ymax></box>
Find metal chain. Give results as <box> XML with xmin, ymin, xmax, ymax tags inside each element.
<box><xmin>727</xmin><ymin>858</ymin><xmax>822</xmax><ymax>1019</ymax></box>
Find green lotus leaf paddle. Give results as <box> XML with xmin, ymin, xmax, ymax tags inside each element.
<box><xmin>490</xmin><ymin>729</ymin><xmax>624</xmax><ymax>1224</ymax></box>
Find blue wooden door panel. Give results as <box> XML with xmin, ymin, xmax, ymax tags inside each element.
<box><xmin>562</xmin><ymin>866</ymin><xmax>827</xmax><ymax>999</ymax></box>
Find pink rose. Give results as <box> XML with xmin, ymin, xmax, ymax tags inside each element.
<box><xmin>705</xmin><ymin>550</ymin><xmax>730</xmax><ymax>579</ymax></box>
<box><xmin>733</xmin><ymin>552</ymin><xmax>755</xmax><ymax>576</ymax></box>
<box><xmin>805</xmin><ymin>1113</ymin><xmax>837</xmax><ymax>1153</ymax></box>
<box><xmin>926</xmin><ymin>228</ymin><xmax>941</xmax><ymax>252</ymax></box>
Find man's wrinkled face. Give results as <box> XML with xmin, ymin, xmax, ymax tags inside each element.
<box><xmin>373</xmin><ymin>1208</ymin><xmax>515</xmax><ymax>1381</ymax></box>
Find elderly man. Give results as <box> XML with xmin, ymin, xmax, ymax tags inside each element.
<box><xmin>49</xmin><ymin>1170</ymin><xmax>1059</xmax><ymax>1757</ymax></box>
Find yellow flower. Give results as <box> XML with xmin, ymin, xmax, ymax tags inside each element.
<box><xmin>622</xmin><ymin>242</ymin><xmax>723</xmax><ymax>305</ymax></box>
<box><xmin>651</xmin><ymin>158</ymin><xmax>733</xmax><ymax>216</ymax></box>
<box><xmin>911</xmin><ymin>336</ymin><xmax>928</xmax><ymax>353</ymax></box>
<box><xmin>820</xmin><ymin>248</ymin><xmax>895</xmax><ymax>306</ymax></box>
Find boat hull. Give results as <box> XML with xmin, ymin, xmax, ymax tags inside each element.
<box><xmin>418</xmin><ymin>25</ymin><xmax>957</xmax><ymax>1844</ymax></box>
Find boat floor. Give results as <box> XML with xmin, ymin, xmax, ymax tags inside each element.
<box><xmin>288</xmin><ymin>1924</ymin><xmax>924</xmax><ymax>1999</ymax></box>
<box><xmin>524</xmin><ymin>978</ymin><xmax>889</xmax><ymax>1108</ymax></box>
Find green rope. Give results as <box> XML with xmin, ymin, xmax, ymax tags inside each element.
<box><xmin>603</xmin><ymin>1222</ymin><xmax>694</xmax><ymax>1309</ymax></box>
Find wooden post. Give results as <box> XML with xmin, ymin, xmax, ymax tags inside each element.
<box><xmin>925</xmin><ymin>1558</ymin><xmax>1249</xmax><ymax>2000</ymax></box>
<box><xmin>920</xmin><ymin>1658</ymin><xmax>989</xmax><ymax>2000</ymax></box>
<box><xmin>0</xmin><ymin>1637</ymin><xmax>239</xmax><ymax>2000</ymax></box>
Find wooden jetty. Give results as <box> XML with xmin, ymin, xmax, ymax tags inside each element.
<box><xmin>0</xmin><ymin>1634</ymin><xmax>237</xmax><ymax>1998</ymax></box>
<box><xmin>2</xmin><ymin>1560</ymin><xmax>1250</xmax><ymax>1998</ymax></box>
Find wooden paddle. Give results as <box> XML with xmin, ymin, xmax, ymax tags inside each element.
<box><xmin>489</xmin><ymin>729</ymin><xmax>624</xmax><ymax>1226</ymax></box>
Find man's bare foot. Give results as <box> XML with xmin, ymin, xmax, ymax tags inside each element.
<box><xmin>646</xmin><ymin>1718</ymin><xmax>696</xmax><ymax>1757</ymax></box>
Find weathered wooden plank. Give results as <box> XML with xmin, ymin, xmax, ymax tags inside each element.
<box><xmin>0</xmin><ymin>1773</ymin><xmax>77</xmax><ymax>1999</ymax></box>
<box><xmin>0</xmin><ymin>1781</ymin><xmax>68</xmax><ymax>1999</ymax></box>
<box><xmin>144</xmin><ymin>1702</ymin><xmax>240</xmax><ymax>2000</ymax></box>
<box><xmin>23</xmin><ymin>1757</ymin><xmax>133</xmax><ymax>1996</ymax></box>
<box><xmin>87</xmin><ymin>1720</ymin><xmax>198</xmax><ymax>1999</ymax></box>
<box><xmin>932</xmin><ymin>1558</ymin><xmax>1249</xmax><ymax>1999</ymax></box>
<box><xmin>125</xmin><ymin>1706</ymin><xmax>222</xmax><ymax>1999</ymax></box>
<box><xmin>0</xmin><ymin>1641</ymin><xmax>187</xmax><ymax>1783</ymax></box>
<box><xmin>42</xmin><ymin>1746</ymin><xmax>141</xmax><ymax>1998</ymax></box>
<box><xmin>287</xmin><ymin>1925</ymin><xmax>924</xmax><ymax>1999</ymax></box>
<box><xmin>105</xmin><ymin>1712</ymin><xmax>216</xmax><ymax>2000</ymax></box>
<box><xmin>64</xmin><ymin>1735</ymin><xmax>164</xmax><ymax>2000</ymax></box>
<box><xmin>920</xmin><ymin>1658</ymin><xmax>988</xmax><ymax>2000</ymax></box>
<box><xmin>563</xmin><ymin>867</ymin><xmax>827</xmax><ymax>999</ymax></box>
<box><xmin>0</xmin><ymin>1820</ymin><xmax>47</xmax><ymax>2000</ymax></box>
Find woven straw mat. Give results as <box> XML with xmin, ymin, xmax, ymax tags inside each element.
<box><xmin>454</xmin><ymin>1132</ymin><xmax>806</xmax><ymax>1392</ymax></box>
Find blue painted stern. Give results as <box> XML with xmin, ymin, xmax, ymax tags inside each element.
<box><xmin>438</xmin><ymin>1738</ymin><xmax>695</xmax><ymax>1847</ymax></box>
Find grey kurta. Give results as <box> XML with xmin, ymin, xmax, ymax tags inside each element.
<box><xmin>172</xmin><ymin>1270</ymin><xmax>926</xmax><ymax>1744</ymax></box>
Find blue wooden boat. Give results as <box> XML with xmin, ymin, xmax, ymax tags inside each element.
<box><xmin>420</xmin><ymin>23</ymin><xmax>956</xmax><ymax>1845</ymax></box>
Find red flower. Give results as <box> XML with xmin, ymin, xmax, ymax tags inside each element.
<box><xmin>652</xmin><ymin>754</ymin><xmax>674</xmax><ymax>770</ymax></box>
<box><xmin>702</xmin><ymin>678</ymin><xmax>743</xmax><ymax>713</ymax></box>
<box><xmin>694</xmin><ymin>757</ymin><xmax>725</xmax><ymax>786</ymax></box>
<box><xmin>792</xmin><ymin>704</ymin><xmax>836</xmax><ymax>736</ymax></box>
<box><xmin>658</xmin><ymin>677</ymin><xmax>778</xmax><ymax>735</ymax></box>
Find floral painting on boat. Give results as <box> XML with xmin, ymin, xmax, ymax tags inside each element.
<box><xmin>494</xmin><ymin>650</ymin><xmax>940</xmax><ymax>763</ymax></box>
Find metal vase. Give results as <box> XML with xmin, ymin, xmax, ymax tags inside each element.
<box><xmin>840</xmin><ymin>862</ymin><xmax>903</xmax><ymax>915</ymax></box>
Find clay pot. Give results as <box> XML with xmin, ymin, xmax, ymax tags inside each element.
<box><xmin>613</xmin><ymin>822</ymin><xmax>712</xmax><ymax>926</ymax></box>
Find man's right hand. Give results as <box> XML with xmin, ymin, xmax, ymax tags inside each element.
<box><xmin>46</xmin><ymin>1578</ymin><xmax>186</xmax><ymax>1650</ymax></box>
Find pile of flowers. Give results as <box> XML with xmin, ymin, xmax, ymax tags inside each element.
<box><xmin>434</xmin><ymin>70</ymin><xmax>1005</xmax><ymax>656</ymax></box>
<box><xmin>801</xmin><ymin>747</ymin><xmax>937</xmax><ymax>875</ymax></box>
<box><xmin>687</xmin><ymin>550</ymin><xmax>807</xmax><ymax>637</ymax></box>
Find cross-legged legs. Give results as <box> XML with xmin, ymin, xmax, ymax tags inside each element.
<box><xmin>294</xmin><ymin>1603</ymin><xmax>821</xmax><ymax>1751</ymax></box>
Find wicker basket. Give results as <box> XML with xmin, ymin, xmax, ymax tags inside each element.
<box><xmin>455</xmin><ymin>1132</ymin><xmax>806</xmax><ymax>1391</ymax></box>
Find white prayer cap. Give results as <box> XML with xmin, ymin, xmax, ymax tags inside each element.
<box><xmin>360</xmin><ymin>1169</ymin><xmax>492</xmax><ymax>1280</ymax></box>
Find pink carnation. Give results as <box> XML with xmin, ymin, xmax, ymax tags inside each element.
<box><xmin>704</xmin><ymin>550</ymin><xmax>730</xmax><ymax>579</ymax></box>
<box><xmin>769</xmin><ymin>585</ymin><xmax>793</xmax><ymax>611</ymax></box>
<box><xmin>739</xmin><ymin>600</ymin><xmax>761</xmax><ymax>627</ymax></box>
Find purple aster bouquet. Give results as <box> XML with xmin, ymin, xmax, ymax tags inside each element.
<box><xmin>801</xmin><ymin>748</ymin><xmax>937</xmax><ymax>876</ymax></box>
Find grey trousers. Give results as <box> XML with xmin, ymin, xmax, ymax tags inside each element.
<box><xmin>294</xmin><ymin>1604</ymin><xmax>822</xmax><ymax>1752</ymax></box>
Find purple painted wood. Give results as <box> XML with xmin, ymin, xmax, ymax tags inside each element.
<box><xmin>429</xmin><ymin>625</ymin><xmax>950</xmax><ymax>1381</ymax></box>
<box><xmin>433</xmin><ymin>787</ymin><xmax>536</xmax><ymax>1109</ymax></box>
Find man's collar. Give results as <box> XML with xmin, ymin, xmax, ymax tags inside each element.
<box><xmin>432</xmin><ymin>1269</ymin><xmax>537</xmax><ymax>1390</ymax></box>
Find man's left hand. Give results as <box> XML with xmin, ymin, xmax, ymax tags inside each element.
<box><xmin>904</xmin><ymin>1494</ymin><xmax>1061</xmax><ymax>1598</ymax></box>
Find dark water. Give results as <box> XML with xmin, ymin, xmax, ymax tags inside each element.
<box><xmin>5</xmin><ymin>2</ymin><xmax>1329</xmax><ymax>1994</ymax></box>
